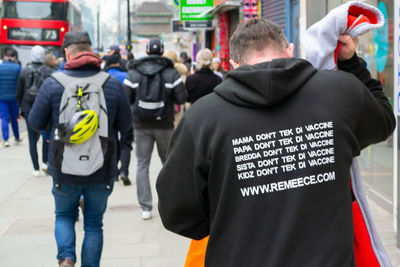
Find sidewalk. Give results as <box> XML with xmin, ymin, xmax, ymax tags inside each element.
<box><xmin>0</xmin><ymin>136</ymin><xmax>189</xmax><ymax>267</ymax></box>
<box><xmin>0</xmin><ymin>136</ymin><xmax>399</xmax><ymax>266</ymax></box>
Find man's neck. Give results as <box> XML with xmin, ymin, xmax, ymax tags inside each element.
<box><xmin>246</xmin><ymin>51</ymin><xmax>288</xmax><ymax>66</ymax></box>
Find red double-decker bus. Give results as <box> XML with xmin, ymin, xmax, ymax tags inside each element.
<box><xmin>0</xmin><ymin>0</ymin><xmax>82</xmax><ymax>65</ymax></box>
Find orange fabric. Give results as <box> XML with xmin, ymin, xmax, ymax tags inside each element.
<box><xmin>185</xmin><ymin>236</ymin><xmax>209</xmax><ymax>267</ymax></box>
<box><xmin>334</xmin><ymin>42</ymin><xmax>342</xmax><ymax>65</ymax></box>
<box><xmin>335</xmin><ymin>8</ymin><xmax>378</xmax><ymax>64</ymax></box>
<box><xmin>348</xmin><ymin>6</ymin><xmax>378</xmax><ymax>25</ymax></box>
<box><xmin>353</xmin><ymin>200</ymin><xmax>380</xmax><ymax>267</ymax></box>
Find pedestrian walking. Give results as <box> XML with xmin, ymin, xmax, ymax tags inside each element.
<box><xmin>179</xmin><ymin>51</ymin><xmax>192</xmax><ymax>73</ymax></box>
<box><xmin>105</xmin><ymin>54</ymin><xmax>128</xmax><ymax>83</ymax></box>
<box><xmin>105</xmin><ymin>54</ymin><xmax>133</xmax><ymax>186</ymax></box>
<box><xmin>164</xmin><ymin>51</ymin><xmax>189</xmax><ymax>82</ymax></box>
<box><xmin>123</xmin><ymin>37</ymin><xmax>187</xmax><ymax>220</ymax></box>
<box><xmin>28</xmin><ymin>31</ymin><xmax>132</xmax><ymax>267</ymax></box>
<box><xmin>185</xmin><ymin>49</ymin><xmax>222</xmax><ymax>104</ymax></box>
<box><xmin>108</xmin><ymin>45</ymin><xmax>128</xmax><ymax>71</ymax></box>
<box><xmin>45</xmin><ymin>52</ymin><xmax>57</xmax><ymax>70</ymax></box>
<box><xmin>16</xmin><ymin>45</ymin><xmax>53</xmax><ymax>177</ymax></box>
<box><xmin>211</xmin><ymin>57</ymin><xmax>227</xmax><ymax>79</ymax></box>
<box><xmin>0</xmin><ymin>49</ymin><xmax>22</xmax><ymax>147</ymax></box>
<box><xmin>156</xmin><ymin>18</ymin><xmax>395</xmax><ymax>266</ymax></box>
<box><xmin>164</xmin><ymin>51</ymin><xmax>189</xmax><ymax>125</ymax></box>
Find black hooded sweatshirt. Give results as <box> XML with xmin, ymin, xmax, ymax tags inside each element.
<box><xmin>156</xmin><ymin>54</ymin><xmax>395</xmax><ymax>267</ymax></box>
<box><xmin>124</xmin><ymin>55</ymin><xmax>187</xmax><ymax>129</ymax></box>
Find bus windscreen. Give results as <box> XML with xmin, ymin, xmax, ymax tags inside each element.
<box><xmin>2</xmin><ymin>1</ymin><xmax>67</xmax><ymax>20</ymax></box>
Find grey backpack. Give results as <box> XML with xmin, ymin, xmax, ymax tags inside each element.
<box><xmin>52</xmin><ymin>71</ymin><xmax>111</xmax><ymax>176</ymax></box>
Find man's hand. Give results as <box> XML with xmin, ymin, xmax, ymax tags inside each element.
<box><xmin>338</xmin><ymin>34</ymin><xmax>358</xmax><ymax>61</ymax></box>
<box><xmin>19</xmin><ymin>109</ymin><xmax>24</xmax><ymax>120</ymax></box>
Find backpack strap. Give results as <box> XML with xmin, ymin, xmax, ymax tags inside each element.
<box><xmin>52</xmin><ymin>71</ymin><xmax>110</xmax><ymax>89</ymax></box>
<box><xmin>37</xmin><ymin>64</ymin><xmax>46</xmax><ymax>72</ymax></box>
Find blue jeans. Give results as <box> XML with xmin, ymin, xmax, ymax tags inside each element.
<box><xmin>52</xmin><ymin>181</ymin><xmax>113</xmax><ymax>267</ymax></box>
<box><xmin>0</xmin><ymin>100</ymin><xmax>19</xmax><ymax>141</ymax></box>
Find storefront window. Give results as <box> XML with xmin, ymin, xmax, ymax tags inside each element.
<box><xmin>328</xmin><ymin>0</ymin><xmax>394</xmax><ymax>209</ymax></box>
<box><xmin>348</xmin><ymin>0</ymin><xmax>394</xmax><ymax>209</ymax></box>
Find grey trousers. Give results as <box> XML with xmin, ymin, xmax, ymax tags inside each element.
<box><xmin>135</xmin><ymin>128</ymin><xmax>173</xmax><ymax>211</ymax></box>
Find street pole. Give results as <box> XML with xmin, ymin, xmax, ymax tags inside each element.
<box><xmin>97</xmin><ymin>2</ymin><xmax>100</xmax><ymax>50</ymax></box>
<box><xmin>118</xmin><ymin>0</ymin><xmax>122</xmax><ymax>43</ymax></box>
<box><xmin>127</xmin><ymin>0</ymin><xmax>132</xmax><ymax>51</ymax></box>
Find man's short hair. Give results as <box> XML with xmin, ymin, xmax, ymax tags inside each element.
<box><xmin>66</xmin><ymin>43</ymin><xmax>92</xmax><ymax>56</ymax></box>
<box><xmin>230</xmin><ymin>18</ymin><xmax>289</xmax><ymax>65</ymax></box>
<box><xmin>105</xmin><ymin>54</ymin><xmax>121</xmax><ymax>68</ymax></box>
<box><xmin>5</xmin><ymin>49</ymin><xmax>17</xmax><ymax>58</ymax></box>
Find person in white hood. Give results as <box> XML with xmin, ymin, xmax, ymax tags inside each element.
<box><xmin>16</xmin><ymin>45</ymin><xmax>53</xmax><ymax>177</ymax></box>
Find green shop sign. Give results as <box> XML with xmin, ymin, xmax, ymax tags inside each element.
<box><xmin>180</xmin><ymin>0</ymin><xmax>214</xmax><ymax>21</ymax></box>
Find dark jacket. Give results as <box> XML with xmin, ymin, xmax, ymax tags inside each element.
<box><xmin>28</xmin><ymin>63</ymin><xmax>132</xmax><ymax>185</ymax></box>
<box><xmin>186</xmin><ymin>68</ymin><xmax>222</xmax><ymax>104</ymax></box>
<box><xmin>156</xmin><ymin>54</ymin><xmax>395</xmax><ymax>267</ymax></box>
<box><xmin>124</xmin><ymin>55</ymin><xmax>187</xmax><ymax>129</ymax></box>
<box><xmin>16</xmin><ymin>63</ymin><xmax>53</xmax><ymax>115</ymax></box>
<box><xmin>0</xmin><ymin>60</ymin><xmax>21</xmax><ymax>101</ymax></box>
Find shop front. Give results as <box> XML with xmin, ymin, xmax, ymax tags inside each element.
<box><xmin>265</xmin><ymin>0</ymin><xmax>397</xmax><ymax>246</ymax></box>
<box><xmin>308</xmin><ymin>0</ymin><xmax>397</xmax><ymax>244</ymax></box>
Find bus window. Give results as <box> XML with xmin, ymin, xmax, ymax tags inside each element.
<box><xmin>2</xmin><ymin>1</ymin><xmax>67</xmax><ymax>20</ymax></box>
<box><xmin>73</xmin><ymin>8</ymin><xmax>82</xmax><ymax>29</ymax></box>
<box><xmin>67</xmin><ymin>4</ymin><xmax>82</xmax><ymax>30</ymax></box>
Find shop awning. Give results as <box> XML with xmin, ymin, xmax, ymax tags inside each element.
<box><xmin>195</xmin><ymin>0</ymin><xmax>240</xmax><ymax>18</ymax></box>
<box><xmin>195</xmin><ymin>6</ymin><xmax>217</xmax><ymax>19</ymax></box>
<box><xmin>212</xmin><ymin>0</ymin><xmax>241</xmax><ymax>14</ymax></box>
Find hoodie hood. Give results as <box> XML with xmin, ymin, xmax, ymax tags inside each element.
<box><xmin>215</xmin><ymin>58</ymin><xmax>317</xmax><ymax>107</ymax></box>
<box><xmin>64</xmin><ymin>52</ymin><xmax>101</xmax><ymax>70</ymax></box>
<box><xmin>31</xmin><ymin>45</ymin><xmax>45</xmax><ymax>63</ymax></box>
<box><xmin>133</xmin><ymin>55</ymin><xmax>174</xmax><ymax>75</ymax></box>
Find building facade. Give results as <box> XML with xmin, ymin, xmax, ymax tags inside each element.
<box><xmin>132</xmin><ymin>1</ymin><xmax>173</xmax><ymax>38</ymax></box>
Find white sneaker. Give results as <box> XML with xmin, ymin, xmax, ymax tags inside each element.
<box><xmin>41</xmin><ymin>163</ymin><xmax>48</xmax><ymax>175</ymax></box>
<box><xmin>32</xmin><ymin>170</ymin><xmax>41</xmax><ymax>177</ymax></box>
<box><xmin>3</xmin><ymin>141</ymin><xmax>9</xmax><ymax>147</ymax></box>
<box><xmin>141</xmin><ymin>210</ymin><xmax>152</xmax><ymax>220</ymax></box>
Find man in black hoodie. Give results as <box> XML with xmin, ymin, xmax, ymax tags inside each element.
<box><xmin>124</xmin><ymin>37</ymin><xmax>187</xmax><ymax>220</ymax></box>
<box><xmin>156</xmin><ymin>19</ymin><xmax>396</xmax><ymax>266</ymax></box>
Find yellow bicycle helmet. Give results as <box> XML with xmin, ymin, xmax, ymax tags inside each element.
<box><xmin>58</xmin><ymin>110</ymin><xmax>99</xmax><ymax>145</ymax></box>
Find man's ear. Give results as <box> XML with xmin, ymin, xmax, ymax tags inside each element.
<box><xmin>286</xmin><ymin>43</ymin><xmax>294</xmax><ymax>58</ymax></box>
<box><xmin>64</xmin><ymin>48</ymin><xmax>71</xmax><ymax>60</ymax></box>
<box><xmin>229</xmin><ymin>59</ymin><xmax>240</xmax><ymax>69</ymax></box>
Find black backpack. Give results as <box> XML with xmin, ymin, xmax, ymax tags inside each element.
<box><xmin>24</xmin><ymin>64</ymin><xmax>47</xmax><ymax>103</ymax></box>
<box><xmin>133</xmin><ymin>72</ymin><xmax>167</xmax><ymax>121</ymax></box>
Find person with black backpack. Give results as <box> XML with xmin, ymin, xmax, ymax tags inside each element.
<box><xmin>123</xmin><ymin>37</ymin><xmax>187</xmax><ymax>220</ymax></box>
<box><xmin>16</xmin><ymin>45</ymin><xmax>53</xmax><ymax>177</ymax></box>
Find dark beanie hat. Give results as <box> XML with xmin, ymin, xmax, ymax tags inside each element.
<box><xmin>62</xmin><ymin>31</ymin><xmax>91</xmax><ymax>50</ymax></box>
<box><xmin>146</xmin><ymin>38</ymin><xmax>163</xmax><ymax>55</ymax></box>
